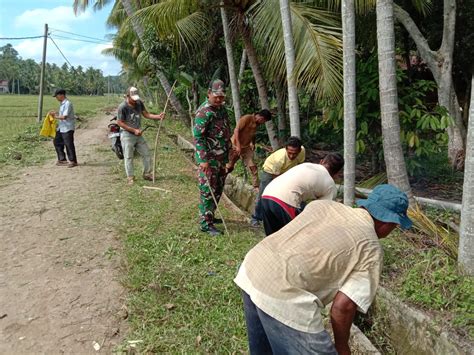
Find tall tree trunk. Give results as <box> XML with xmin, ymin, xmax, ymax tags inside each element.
<box><xmin>436</xmin><ymin>0</ymin><xmax>465</xmax><ymax>169</ymax></box>
<box><xmin>376</xmin><ymin>0</ymin><xmax>414</xmax><ymax>203</ymax></box>
<box><xmin>121</xmin><ymin>0</ymin><xmax>188</xmax><ymax>125</ymax></box>
<box><xmin>220</xmin><ymin>2</ymin><xmax>241</xmax><ymax>122</ymax></box>
<box><xmin>238</xmin><ymin>49</ymin><xmax>247</xmax><ymax>87</ymax></box>
<box><xmin>241</xmin><ymin>26</ymin><xmax>280</xmax><ymax>150</ymax></box>
<box><xmin>394</xmin><ymin>1</ymin><xmax>465</xmax><ymax>169</ymax></box>
<box><xmin>279</xmin><ymin>0</ymin><xmax>300</xmax><ymax>137</ymax></box>
<box><xmin>459</xmin><ymin>75</ymin><xmax>474</xmax><ymax>275</ymax></box>
<box><xmin>275</xmin><ymin>84</ymin><xmax>287</xmax><ymax>145</ymax></box>
<box><xmin>342</xmin><ymin>0</ymin><xmax>356</xmax><ymax>206</ymax></box>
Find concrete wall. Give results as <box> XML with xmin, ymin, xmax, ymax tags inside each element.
<box><xmin>373</xmin><ymin>287</ymin><xmax>472</xmax><ymax>355</ymax></box>
<box><xmin>223</xmin><ymin>173</ymin><xmax>257</xmax><ymax>215</ymax></box>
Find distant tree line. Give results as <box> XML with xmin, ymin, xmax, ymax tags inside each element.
<box><xmin>0</xmin><ymin>43</ymin><xmax>127</xmax><ymax>95</ymax></box>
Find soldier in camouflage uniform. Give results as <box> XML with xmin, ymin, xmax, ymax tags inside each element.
<box><xmin>193</xmin><ymin>79</ymin><xmax>231</xmax><ymax>236</ymax></box>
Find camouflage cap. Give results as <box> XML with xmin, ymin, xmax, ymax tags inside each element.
<box><xmin>209</xmin><ymin>79</ymin><xmax>225</xmax><ymax>96</ymax></box>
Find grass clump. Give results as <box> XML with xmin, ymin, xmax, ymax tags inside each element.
<box><xmin>0</xmin><ymin>124</ymin><xmax>54</xmax><ymax>167</ymax></box>
<box><xmin>380</xmin><ymin>233</ymin><xmax>474</xmax><ymax>340</ymax></box>
<box><xmin>399</xmin><ymin>250</ymin><xmax>474</xmax><ymax>337</ymax></box>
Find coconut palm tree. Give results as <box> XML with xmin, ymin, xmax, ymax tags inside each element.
<box><xmin>249</xmin><ymin>0</ymin><xmax>342</xmax><ymax>101</ymax></box>
<box><xmin>239</xmin><ymin>19</ymin><xmax>280</xmax><ymax>149</ymax></box>
<box><xmin>73</xmin><ymin>0</ymin><xmax>188</xmax><ymax>124</ymax></box>
<box><xmin>341</xmin><ymin>0</ymin><xmax>356</xmax><ymax>206</ymax></box>
<box><xmin>376</xmin><ymin>0</ymin><xmax>413</xmax><ymax>202</ymax></box>
<box><xmin>459</xmin><ymin>75</ymin><xmax>474</xmax><ymax>275</ymax></box>
<box><xmin>279</xmin><ymin>0</ymin><xmax>300</xmax><ymax>138</ymax></box>
<box><xmin>220</xmin><ymin>1</ymin><xmax>242</xmax><ymax>122</ymax></box>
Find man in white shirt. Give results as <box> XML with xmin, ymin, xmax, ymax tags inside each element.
<box><xmin>260</xmin><ymin>153</ymin><xmax>343</xmax><ymax>235</ymax></box>
<box><xmin>250</xmin><ymin>136</ymin><xmax>305</xmax><ymax>227</ymax></box>
<box><xmin>50</xmin><ymin>89</ymin><xmax>77</xmax><ymax>168</ymax></box>
<box><xmin>234</xmin><ymin>184</ymin><xmax>413</xmax><ymax>354</ymax></box>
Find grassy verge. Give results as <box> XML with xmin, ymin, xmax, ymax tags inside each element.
<box><xmin>113</xmin><ymin>127</ymin><xmax>263</xmax><ymax>352</ymax></box>
<box><xmin>380</xmin><ymin>232</ymin><xmax>473</xmax><ymax>337</ymax></box>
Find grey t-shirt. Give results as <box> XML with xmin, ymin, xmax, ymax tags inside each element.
<box><xmin>117</xmin><ymin>100</ymin><xmax>146</xmax><ymax>129</ymax></box>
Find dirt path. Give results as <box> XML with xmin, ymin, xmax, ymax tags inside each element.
<box><xmin>0</xmin><ymin>115</ymin><xmax>126</xmax><ymax>353</ymax></box>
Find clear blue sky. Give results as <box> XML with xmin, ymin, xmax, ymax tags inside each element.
<box><xmin>0</xmin><ymin>0</ymin><xmax>122</xmax><ymax>76</ymax></box>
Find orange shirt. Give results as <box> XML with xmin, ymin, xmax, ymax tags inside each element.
<box><xmin>231</xmin><ymin>114</ymin><xmax>257</xmax><ymax>148</ymax></box>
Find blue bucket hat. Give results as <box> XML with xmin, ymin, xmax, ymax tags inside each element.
<box><xmin>356</xmin><ymin>184</ymin><xmax>412</xmax><ymax>230</ymax></box>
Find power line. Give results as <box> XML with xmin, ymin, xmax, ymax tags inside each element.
<box><xmin>0</xmin><ymin>35</ymin><xmax>44</xmax><ymax>40</ymax></box>
<box><xmin>48</xmin><ymin>35</ymin><xmax>74</xmax><ymax>68</ymax></box>
<box><xmin>49</xmin><ymin>34</ymin><xmax>111</xmax><ymax>45</ymax></box>
<box><xmin>49</xmin><ymin>28</ymin><xmax>110</xmax><ymax>43</ymax></box>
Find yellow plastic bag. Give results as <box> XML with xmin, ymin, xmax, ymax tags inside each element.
<box><xmin>39</xmin><ymin>113</ymin><xmax>57</xmax><ymax>138</ymax></box>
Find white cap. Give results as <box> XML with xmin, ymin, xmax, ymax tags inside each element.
<box><xmin>127</xmin><ymin>86</ymin><xmax>140</xmax><ymax>101</ymax></box>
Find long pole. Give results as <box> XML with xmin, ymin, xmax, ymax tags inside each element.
<box><xmin>37</xmin><ymin>23</ymin><xmax>48</xmax><ymax>123</ymax></box>
<box><xmin>152</xmin><ymin>80</ymin><xmax>177</xmax><ymax>183</ymax></box>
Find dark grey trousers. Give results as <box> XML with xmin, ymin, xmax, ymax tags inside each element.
<box><xmin>53</xmin><ymin>130</ymin><xmax>77</xmax><ymax>163</ymax></box>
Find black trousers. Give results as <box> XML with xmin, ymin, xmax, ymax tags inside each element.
<box><xmin>53</xmin><ymin>130</ymin><xmax>77</xmax><ymax>162</ymax></box>
<box><xmin>261</xmin><ymin>197</ymin><xmax>298</xmax><ymax>236</ymax></box>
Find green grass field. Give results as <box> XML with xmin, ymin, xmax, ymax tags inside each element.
<box><xmin>0</xmin><ymin>94</ymin><xmax>121</xmax><ymax>168</ymax></box>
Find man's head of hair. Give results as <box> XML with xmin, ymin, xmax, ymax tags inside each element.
<box><xmin>53</xmin><ymin>88</ymin><xmax>66</xmax><ymax>98</ymax></box>
<box><xmin>285</xmin><ymin>136</ymin><xmax>302</xmax><ymax>161</ymax></box>
<box><xmin>357</xmin><ymin>184</ymin><xmax>413</xmax><ymax>238</ymax></box>
<box><xmin>285</xmin><ymin>136</ymin><xmax>302</xmax><ymax>149</ymax></box>
<box><xmin>256</xmin><ymin>109</ymin><xmax>272</xmax><ymax>122</ymax></box>
<box><xmin>321</xmin><ymin>153</ymin><xmax>344</xmax><ymax>177</ymax></box>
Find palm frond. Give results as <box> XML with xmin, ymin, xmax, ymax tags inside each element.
<box><xmin>136</xmin><ymin>51</ymin><xmax>152</xmax><ymax>71</ymax></box>
<box><xmin>73</xmin><ymin>0</ymin><xmax>90</xmax><ymax>15</ymax></box>
<box><xmin>294</xmin><ymin>0</ymin><xmax>376</xmax><ymax>15</ymax></box>
<box><xmin>408</xmin><ymin>204</ymin><xmax>458</xmax><ymax>259</ymax></box>
<box><xmin>250</xmin><ymin>0</ymin><xmax>343</xmax><ymax>101</ymax></box>
<box><xmin>106</xmin><ymin>1</ymin><xmax>128</xmax><ymax>29</ymax></box>
<box><xmin>410</xmin><ymin>0</ymin><xmax>432</xmax><ymax>16</ymax></box>
<box><xmin>73</xmin><ymin>0</ymin><xmax>113</xmax><ymax>14</ymax></box>
<box><xmin>175</xmin><ymin>11</ymin><xmax>213</xmax><ymax>52</ymax></box>
<box><xmin>357</xmin><ymin>172</ymin><xmax>388</xmax><ymax>188</ymax></box>
<box><xmin>132</xmin><ymin>0</ymin><xmax>211</xmax><ymax>53</ymax></box>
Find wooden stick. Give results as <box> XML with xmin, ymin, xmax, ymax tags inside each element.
<box><xmin>203</xmin><ymin>174</ymin><xmax>230</xmax><ymax>237</ymax></box>
<box><xmin>143</xmin><ymin>186</ymin><xmax>171</xmax><ymax>193</ymax></box>
<box><xmin>152</xmin><ymin>80</ymin><xmax>178</xmax><ymax>183</ymax></box>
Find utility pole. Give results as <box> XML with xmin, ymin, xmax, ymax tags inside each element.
<box><xmin>37</xmin><ymin>23</ymin><xmax>48</xmax><ymax>123</ymax></box>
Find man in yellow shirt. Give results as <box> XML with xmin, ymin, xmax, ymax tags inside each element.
<box><xmin>235</xmin><ymin>184</ymin><xmax>412</xmax><ymax>354</ymax></box>
<box><xmin>250</xmin><ymin>136</ymin><xmax>305</xmax><ymax>227</ymax></box>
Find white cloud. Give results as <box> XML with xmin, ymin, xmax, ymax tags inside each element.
<box><xmin>14</xmin><ymin>6</ymin><xmax>92</xmax><ymax>33</ymax></box>
<box><xmin>9</xmin><ymin>6</ymin><xmax>122</xmax><ymax>76</ymax></box>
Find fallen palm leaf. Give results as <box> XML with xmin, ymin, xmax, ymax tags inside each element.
<box><xmin>407</xmin><ymin>204</ymin><xmax>458</xmax><ymax>259</ymax></box>
<box><xmin>357</xmin><ymin>172</ymin><xmax>387</xmax><ymax>189</ymax></box>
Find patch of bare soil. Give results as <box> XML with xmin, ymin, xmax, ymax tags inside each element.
<box><xmin>0</xmin><ymin>115</ymin><xmax>126</xmax><ymax>353</ymax></box>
